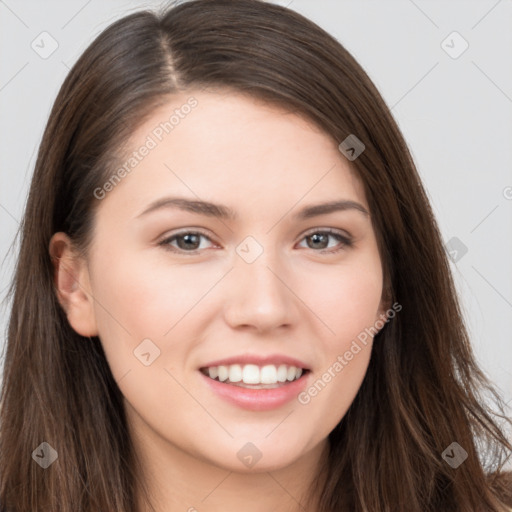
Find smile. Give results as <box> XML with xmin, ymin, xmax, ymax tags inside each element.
<box><xmin>199</xmin><ymin>364</ymin><xmax>311</xmax><ymax>411</ymax></box>
<box><xmin>200</xmin><ymin>363</ymin><xmax>306</xmax><ymax>387</ymax></box>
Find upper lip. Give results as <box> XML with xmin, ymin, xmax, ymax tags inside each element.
<box><xmin>200</xmin><ymin>354</ymin><xmax>311</xmax><ymax>371</ymax></box>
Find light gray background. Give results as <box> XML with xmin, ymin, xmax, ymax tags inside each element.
<box><xmin>1</xmin><ymin>1</ymin><xmax>511</xmax><ymax>415</ymax></box>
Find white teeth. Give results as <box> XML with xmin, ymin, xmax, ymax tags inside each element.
<box><xmin>286</xmin><ymin>366</ymin><xmax>297</xmax><ymax>381</ymax></box>
<box><xmin>228</xmin><ymin>364</ymin><xmax>242</xmax><ymax>383</ymax></box>
<box><xmin>203</xmin><ymin>363</ymin><xmax>306</xmax><ymax>385</ymax></box>
<box><xmin>276</xmin><ymin>364</ymin><xmax>288</xmax><ymax>382</ymax></box>
<box><xmin>242</xmin><ymin>364</ymin><xmax>260</xmax><ymax>384</ymax></box>
<box><xmin>260</xmin><ymin>365</ymin><xmax>277</xmax><ymax>384</ymax></box>
<box><xmin>218</xmin><ymin>365</ymin><xmax>229</xmax><ymax>382</ymax></box>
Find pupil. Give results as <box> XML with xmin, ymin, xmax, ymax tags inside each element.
<box><xmin>309</xmin><ymin>233</ymin><xmax>328</xmax><ymax>249</ymax></box>
<box><xmin>178</xmin><ymin>234</ymin><xmax>200</xmax><ymax>250</ymax></box>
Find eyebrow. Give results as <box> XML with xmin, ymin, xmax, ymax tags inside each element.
<box><xmin>136</xmin><ymin>197</ymin><xmax>369</xmax><ymax>220</ymax></box>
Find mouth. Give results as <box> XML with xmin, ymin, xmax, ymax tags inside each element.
<box><xmin>199</xmin><ymin>364</ymin><xmax>310</xmax><ymax>389</ymax></box>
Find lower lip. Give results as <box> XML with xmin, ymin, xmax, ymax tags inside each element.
<box><xmin>199</xmin><ymin>371</ymin><xmax>310</xmax><ymax>411</ymax></box>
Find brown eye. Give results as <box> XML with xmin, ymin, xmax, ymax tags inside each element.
<box><xmin>175</xmin><ymin>233</ymin><xmax>202</xmax><ymax>250</ymax></box>
<box><xmin>298</xmin><ymin>230</ymin><xmax>353</xmax><ymax>253</ymax></box>
<box><xmin>159</xmin><ymin>231</ymin><xmax>214</xmax><ymax>253</ymax></box>
<box><xmin>306</xmin><ymin>232</ymin><xmax>330</xmax><ymax>249</ymax></box>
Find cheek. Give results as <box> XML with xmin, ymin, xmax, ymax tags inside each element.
<box><xmin>296</xmin><ymin>258</ymin><xmax>383</xmax><ymax>422</ymax></box>
<box><xmin>303</xmin><ymin>258</ymin><xmax>383</xmax><ymax>344</ymax></box>
<box><xmin>91</xmin><ymin>252</ymin><xmax>215</xmax><ymax>338</ymax></box>
<box><xmin>297</xmin><ymin>270</ymin><xmax>380</xmax><ymax>429</ymax></box>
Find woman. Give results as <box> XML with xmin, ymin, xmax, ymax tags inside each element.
<box><xmin>1</xmin><ymin>0</ymin><xmax>510</xmax><ymax>510</ymax></box>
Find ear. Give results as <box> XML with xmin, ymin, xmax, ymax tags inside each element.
<box><xmin>49</xmin><ymin>232</ymin><xmax>98</xmax><ymax>337</ymax></box>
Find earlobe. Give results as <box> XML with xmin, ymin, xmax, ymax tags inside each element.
<box><xmin>49</xmin><ymin>232</ymin><xmax>98</xmax><ymax>337</ymax></box>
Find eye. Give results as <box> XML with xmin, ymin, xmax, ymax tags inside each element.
<box><xmin>297</xmin><ymin>229</ymin><xmax>353</xmax><ymax>253</ymax></box>
<box><xmin>158</xmin><ymin>228</ymin><xmax>353</xmax><ymax>255</ymax></box>
<box><xmin>158</xmin><ymin>230</ymin><xmax>216</xmax><ymax>253</ymax></box>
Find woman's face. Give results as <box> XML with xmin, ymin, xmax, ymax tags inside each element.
<box><xmin>59</xmin><ymin>90</ymin><xmax>388</xmax><ymax>474</ymax></box>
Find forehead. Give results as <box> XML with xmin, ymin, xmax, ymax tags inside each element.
<box><xmin>101</xmin><ymin>89</ymin><xmax>369</xmax><ymax>217</ymax></box>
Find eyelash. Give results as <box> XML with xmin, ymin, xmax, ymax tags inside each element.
<box><xmin>157</xmin><ymin>228</ymin><xmax>353</xmax><ymax>255</ymax></box>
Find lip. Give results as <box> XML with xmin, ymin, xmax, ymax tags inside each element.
<box><xmin>199</xmin><ymin>354</ymin><xmax>311</xmax><ymax>371</ymax></box>
<box><xmin>199</xmin><ymin>370</ymin><xmax>311</xmax><ymax>411</ymax></box>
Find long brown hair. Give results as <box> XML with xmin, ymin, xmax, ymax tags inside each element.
<box><xmin>1</xmin><ymin>1</ymin><xmax>511</xmax><ymax>510</ymax></box>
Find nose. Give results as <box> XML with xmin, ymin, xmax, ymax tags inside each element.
<box><xmin>222</xmin><ymin>249</ymin><xmax>299</xmax><ymax>333</ymax></box>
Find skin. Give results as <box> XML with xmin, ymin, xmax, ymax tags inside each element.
<box><xmin>50</xmin><ymin>89</ymin><xmax>390</xmax><ymax>512</ymax></box>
